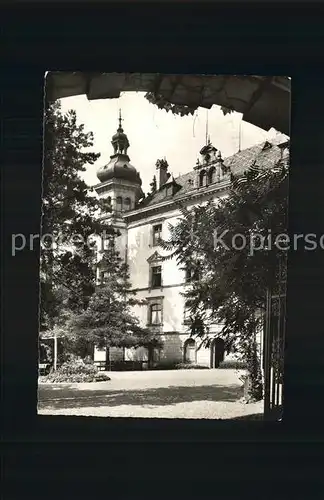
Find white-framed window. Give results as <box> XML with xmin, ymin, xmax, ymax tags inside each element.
<box><xmin>152</xmin><ymin>224</ymin><xmax>162</xmax><ymax>246</ymax></box>
<box><xmin>151</xmin><ymin>265</ymin><xmax>162</xmax><ymax>288</ymax></box>
<box><xmin>146</xmin><ymin>296</ymin><xmax>164</xmax><ymax>327</ymax></box>
<box><xmin>149</xmin><ymin>303</ymin><xmax>162</xmax><ymax>325</ymax></box>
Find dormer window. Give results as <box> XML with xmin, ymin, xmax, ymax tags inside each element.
<box><xmin>162</xmin><ymin>176</ymin><xmax>181</xmax><ymax>198</ymax></box>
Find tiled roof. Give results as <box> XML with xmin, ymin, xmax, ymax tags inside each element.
<box><xmin>137</xmin><ymin>138</ymin><xmax>289</xmax><ymax>209</ymax></box>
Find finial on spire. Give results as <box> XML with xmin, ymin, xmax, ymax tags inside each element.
<box><xmin>118</xmin><ymin>108</ymin><xmax>123</xmax><ymax>130</ymax></box>
<box><xmin>205</xmin><ymin>110</ymin><xmax>209</xmax><ymax>146</ymax></box>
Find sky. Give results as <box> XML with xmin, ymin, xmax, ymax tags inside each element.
<box><xmin>59</xmin><ymin>91</ymin><xmax>284</xmax><ymax>195</ymax></box>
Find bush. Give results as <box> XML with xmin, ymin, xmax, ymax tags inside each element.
<box><xmin>218</xmin><ymin>359</ymin><xmax>247</xmax><ymax>369</ymax></box>
<box><xmin>175</xmin><ymin>363</ymin><xmax>209</xmax><ymax>370</ymax></box>
<box><xmin>94</xmin><ymin>372</ymin><xmax>111</xmax><ymax>382</ymax></box>
<box><xmin>152</xmin><ymin>361</ymin><xmax>209</xmax><ymax>370</ymax></box>
<box><xmin>42</xmin><ymin>357</ymin><xmax>98</xmax><ymax>383</ymax></box>
<box><xmin>152</xmin><ymin>361</ymin><xmax>179</xmax><ymax>370</ymax></box>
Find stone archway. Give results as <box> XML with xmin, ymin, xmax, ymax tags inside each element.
<box><xmin>210</xmin><ymin>338</ymin><xmax>225</xmax><ymax>368</ymax></box>
<box><xmin>48</xmin><ymin>73</ymin><xmax>290</xmax><ymax>136</ymax></box>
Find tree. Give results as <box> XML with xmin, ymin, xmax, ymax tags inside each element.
<box><xmin>145</xmin><ymin>92</ymin><xmax>196</xmax><ymax>116</ymax></box>
<box><xmin>160</xmin><ymin>148</ymin><xmax>289</xmax><ymax>400</ymax></box>
<box><xmin>65</xmin><ymin>238</ymin><xmax>162</xmax><ymax>356</ymax></box>
<box><xmin>145</xmin><ymin>93</ymin><xmax>234</xmax><ymax>118</ymax></box>
<box><xmin>40</xmin><ymin>101</ymin><xmax>114</xmax><ymax>332</ymax></box>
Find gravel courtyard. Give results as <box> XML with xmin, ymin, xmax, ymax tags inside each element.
<box><xmin>38</xmin><ymin>369</ymin><xmax>264</xmax><ymax>419</ymax></box>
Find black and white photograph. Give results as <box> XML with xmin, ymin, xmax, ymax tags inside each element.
<box><xmin>36</xmin><ymin>73</ymin><xmax>290</xmax><ymax>421</ymax></box>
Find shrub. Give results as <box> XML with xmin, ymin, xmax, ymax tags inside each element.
<box><xmin>94</xmin><ymin>372</ymin><xmax>111</xmax><ymax>382</ymax></box>
<box><xmin>42</xmin><ymin>357</ymin><xmax>98</xmax><ymax>383</ymax></box>
<box><xmin>218</xmin><ymin>359</ymin><xmax>247</xmax><ymax>369</ymax></box>
<box><xmin>152</xmin><ymin>361</ymin><xmax>179</xmax><ymax>370</ymax></box>
<box><xmin>175</xmin><ymin>363</ymin><xmax>209</xmax><ymax>370</ymax></box>
<box><xmin>152</xmin><ymin>361</ymin><xmax>209</xmax><ymax>370</ymax></box>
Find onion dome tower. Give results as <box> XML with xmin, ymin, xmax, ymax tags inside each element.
<box><xmin>97</xmin><ymin>109</ymin><xmax>142</xmax><ymax>187</ymax></box>
<box><xmin>95</xmin><ymin>109</ymin><xmax>144</xmax><ymax>216</ymax></box>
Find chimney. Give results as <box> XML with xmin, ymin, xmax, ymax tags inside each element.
<box><xmin>156</xmin><ymin>159</ymin><xmax>169</xmax><ymax>189</ymax></box>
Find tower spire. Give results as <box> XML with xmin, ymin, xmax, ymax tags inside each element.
<box><xmin>205</xmin><ymin>109</ymin><xmax>209</xmax><ymax>145</ymax></box>
<box><xmin>111</xmin><ymin>109</ymin><xmax>129</xmax><ymax>155</ymax></box>
<box><xmin>118</xmin><ymin>108</ymin><xmax>123</xmax><ymax>130</ymax></box>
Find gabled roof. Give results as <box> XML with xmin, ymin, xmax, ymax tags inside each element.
<box><xmin>137</xmin><ymin>137</ymin><xmax>289</xmax><ymax>210</ymax></box>
<box><xmin>147</xmin><ymin>251</ymin><xmax>163</xmax><ymax>263</ymax></box>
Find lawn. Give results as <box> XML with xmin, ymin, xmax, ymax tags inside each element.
<box><xmin>38</xmin><ymin>368</ymin><xmax>264</xmax><ymax>419</ymax></box>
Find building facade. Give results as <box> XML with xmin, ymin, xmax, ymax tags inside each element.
<box><xmin>93</xmin><ymin>112</ymin><xmax>288</xmax><ymax>369</ymax></box>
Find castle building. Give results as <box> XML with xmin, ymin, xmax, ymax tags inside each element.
<box><xmin>93</xmin><ymin>111</ymin><xmax>289</xmax><ymax>369</ymax></box>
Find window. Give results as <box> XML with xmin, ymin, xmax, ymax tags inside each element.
<box><xmin>124</xmin><ymin>197</ymin><xmax>131</xmax><ymax>211</ymax></box>
<box><xmin>152</xmin><ymin>224</ymin><xmax>162</xmax><ymax>246</ymax></box>
<box><xmin>116</xmin><ymin>196</ymin><xmax>122</xmax><ymax>213</ymax></box>
<box><xmin>185</xmin><ymin>266</ymin><xmax>200</xmax><ymax>282</ymax></box>
<box><xmin>208</xmin><ymin>167</ymin><xmax>216</xmax><ymax>184</ymax></box>
<box><xmin>151</xmin><ymin>265</ymin><xmax>162</xmax><ymax>288</ymax></box>
<box><xmin>149</xmin><ymin>303</ymin><xmax>162</xmax><ymax>325</ymax></box>
<box><xmin>199</xmin><ymin>170</ymin><xmax>207</xmax><ymax>187</ymax></box>
<box><xmin>146</xmin><ymin>296</ymin><xmax>164</xmax><ymax>327</ymax></box>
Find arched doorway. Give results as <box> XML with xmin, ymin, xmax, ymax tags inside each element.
<box><xmin>210</xmin><ymin>338</ymin><xmax>225</xmax><ymax>368</ymax></box>
<box><xmin>184</xmin><ymin>338</ymin><xmax>196</xmax><ymax>363</ymax></box>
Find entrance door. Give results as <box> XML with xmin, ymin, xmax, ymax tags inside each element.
<box><xmin>184</xmin><ymin>339</ymin><xmax>196</xmax><ymax>363</ymax></box>
<box><xmin>210</xmin><ymin>338</ymin><xmax>225</xmax><ymax>368</ymax></box>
